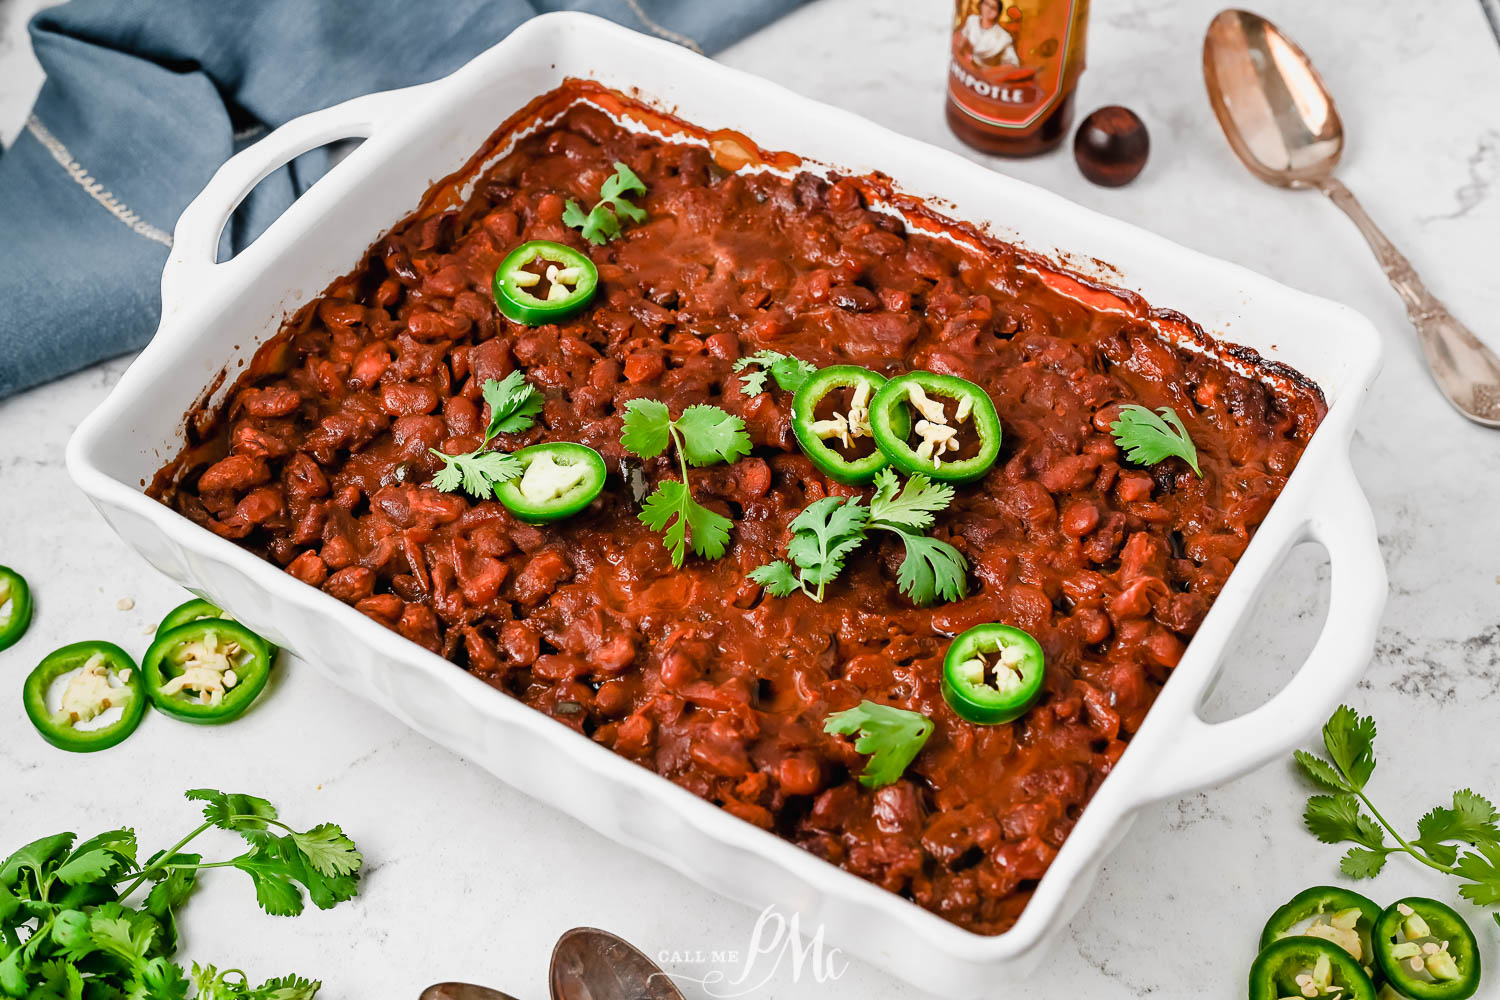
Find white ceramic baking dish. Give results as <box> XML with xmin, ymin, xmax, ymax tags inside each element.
<box><xmin>67</xmin><ymin>13</ymin><xmax>1387</xmax><ymax>996</ymax></box>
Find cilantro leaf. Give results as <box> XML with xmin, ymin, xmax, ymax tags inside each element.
<box><xmin>0</xmin><ymin>885</ymin><xmax>21</xmax><ymax>925</ymax></box>
<box><xmin>888</xmin><ymin>529</ymin><xmax>968</xmax><ymax>607</ymax></box>
<box><xmin>674</xmin><ymin>405</ymin><xmax>752</xmax><ymax>467</ymax></box>
<box><xmin>785</xmin><ymin>497</ymin><xmax>870</xmax><ymax>595</ymax></box>
<box><xmin>230</xmin><ymin>844</ymin><xmax>305</xmax><ymax>918</ymax></box>
<box><xmin>684</xmin><ymin>493</ymin><xmax>733</xmax><ymax>563</ymax></box>
<box><xmin>185</xmin><ymin>790</ymin><xmax>279</xmax><ymax>839</ymax></box>
<box><xmin>33</xmin><ymin>960</ymin><xmax>83</xmax><ymax>1000</ymax></box>
<box><xmin>1293</xmin><ymin>705</ymin><xmax>1500</xmax><ymax>913</ymax></box>
<box><xmin>824</xmin><ymin>701</ymin><xmax>934</xmax><ymax>788</ymax></box>
<box><xmin>1339</xmin><ymin>847</ymin><xmax>1389</xmax><ymax>880</ymax></box>
<box><xmin>747</xmin><ymin>471</ymin><xmax>966</xmax><ymax>606</ymax></box>
<box><xmin>561</xmin><ymin>199</ymin><xmax>591</xmax><ymax>232</ymax></box>
<box><xmin>141</xmin><ymin>955</ymin><xmax>192</xmax><ymax>999</ymax></box>
<box><xmin>0</xmin><ymin>793</ymin><xmax>353</xmax><ymax>1000</ymax></box>
<box><xmin>287</xmin><ymin>826</ymin><xmax>362</xmax><ymax>879</ymax></box>
<box><xmin>566</xmin><ymin>162</ymin><xmax>648</xmax><ymax>245</ymax></box>
<box><xmin>1322</xmin><ymin>705</ymin><xmax>1377</xmax><ymax>792</ymax></box>
<box><xmin>1304</xmin><ymin>794</ymin><xmax>1385</xmax><ymax>849</ymax></box>
<box><xmin>50</xmin><ymin>909</ymin><xmax>93</xmax><ymax>956</ymax></box>
<box><xmin>427</xmin><ymin>375</ymin><xmax>536</xmax><ymax>499</ymax></box>
<box><xmin>600</xmin><ymin>161</ymin><xmax>646</xmax><ymax>205</ymax></box>
<box><xmin>622</xmin><ymin>401</ymin><xmax>748</xmax><ymax>564</ymax></box>
<box><xmin>1416</xmin><ymin>789</ymin><xmax>1500</xmax><ymax>857</ymax></box>
<box><xmin>0</xmin><ymin>833</ymin><xmax>76</xmax><ymax>894</ymax></box>
<box><xmin>734</xmin><ymin>366</ymin><xmax>770</xmax><ymax>398</ymax></box>
<box><xmin>247</xmin><ymin>973</ymin><xmax>322</xmax><ymax>999</ymax></box>
<box><xmin>789</xmin><ymin>497</ymin><xmax>869</xmax><ymax>556</ymax></box>
<box><xmin>141</xmin><ymin>853</ymin><xmax>199</xmax><ymax>955</ymax></box>
<box><xmin>0</xmin><ymin>953</ymin><xmax>25</xmax><ymax>998</ymax></box>
<box><xmin>227</xmin><ymin>822</ymin><xmax>362</xmax><ymax>918</ymax></box>
<box><xmin>427</xmin><ymin>445</ymin><xmax>522</xmax><ymax>500</ymax></box>
<box><xmin>1292</xmin><ymin>749</ymin><xmax>1351</xmax><ymax>793</ymax></box>
<box><xmin>748</xmin><ymin>562</ymin><xmax>799</xmax><ymax>597</ymax></box>
<box><xmin>56</xmin><ymin>830</ymin><xmax>137</xmax><ymax>886</ymax></box>
<box><xmin>733</xmin><ymin>351</ymin><xmax>819</xmax><ymax>396</ymax></box>
<box><xmin>430</xmin><ymin>462</ymin><xmax>462</xmax><ymax>494</ymax></box>
<box><xmin>1109</xmin><ymin>404</ymin><xmax>1202</xmax><ymax>477</ymax></box>
<box><xmin>482</xmin><ymin>371</ymin><xmax>542</xmax><ymax>436</ymax></box>
<box><xmin>619</xmin><ymin>398</ymin><xmax>672</xmax><ymax>459</ymax></box>
<box><xmin>868</xmin><ymin>469</ymin><xmax>955</xmax><ymax>533</ymax></box>
<box><xmin>88</xmin><ymin>908</ymin><xmax>159</xmax><ymax>968</ymax></box>
<box><xmin>194</xmin><ymin>964</ymin><xmax>322</xmax><ymax>1000</ymax></box>
<box><xmin>1455</xmin><ymin>842</ymin><xmax>1500</xmax><ymax>906</ymax></box>
<box><xmin>638</xmin><ymin>480</ymin><xmax>732</xmax><ymax>567</ymax></box>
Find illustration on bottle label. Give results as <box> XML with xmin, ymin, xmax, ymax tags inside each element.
<box><xmin>948</xmin><ymin>0</ymin><xmax>1086</xmax><ymax>136</ymax></box>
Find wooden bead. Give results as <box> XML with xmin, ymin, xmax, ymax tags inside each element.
<box><xmin>1073</xmin><ymin>106</ymin><xmax>1150</xmax><ymax>187</ymax></box>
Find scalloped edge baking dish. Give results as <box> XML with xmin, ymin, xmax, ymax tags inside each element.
<box><xmin>67</xmin><ymin>13</ymin><xmax>1387</xmax><ymax>995</ymax></box>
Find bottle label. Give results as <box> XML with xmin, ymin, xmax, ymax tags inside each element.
<box><xmin>948</xmin><ymin>0</ymin><xmax>1087</xmax><ymax>136</ymax></box>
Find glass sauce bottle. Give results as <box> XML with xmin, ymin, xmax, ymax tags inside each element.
<box><xmin>946</xmin><ymin>0</ymin><xmax>1091</xmax><ymax>156</ymax></box>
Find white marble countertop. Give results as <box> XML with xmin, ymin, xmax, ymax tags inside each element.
<box><xmin>2</xmin><ymin>1</ymin><xmax>1499</xmax><ymax>997</ymax></box>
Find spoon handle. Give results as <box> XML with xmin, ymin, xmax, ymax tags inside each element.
<box><xmin>1316</xmin><ymin>177</ymin><xmax>1500</xmax><ymax>426</ymax></box>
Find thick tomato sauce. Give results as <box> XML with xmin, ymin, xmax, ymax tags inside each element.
<box><xmin>152</xmin><ymin>86</ymin><xmax>1324</xmax><ymax>934</ymax></box>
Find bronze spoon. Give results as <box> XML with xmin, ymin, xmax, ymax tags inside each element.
<box><xmin>418</xmin><ymin>984</ymin><xmax>522</xmax><ymax>1000</ymax></box>
<box><xmin>550</xmin><ymin>927</ymin><xmax>685</xmax><ymax>1000</ymax></box>
<box><xmin>1203</xmin><ymin>8</ymin><xmax>1500</xmax><ymax>427</ymax></box>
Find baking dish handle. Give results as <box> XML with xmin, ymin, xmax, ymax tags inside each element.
<box><xmin>163</xmin><ymin>87</ymin><xmax>420</xmax><ymax>297</ymax></box>
<box><xmin>1131</xmin><ymin>454</ymin><xmax>1386</xmax><ymax>804</ymax></box>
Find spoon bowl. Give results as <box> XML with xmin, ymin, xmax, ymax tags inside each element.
<box><xmin>419</xmin><ymin>984</ymin><xmax>522</xmax><ymax>1000</ymax></box>
<box><xmin>1203</xmin><ymin>8</ymin><xmax>1500</xmax><ymax>426</ymax></box>
<box><xmin>1203</xmin><ymin>10</ymin><xmax>1344</xmax><ymax>187</ymax></box>
<box><xmin>550</xmin><ymin>927</ymin><xmax>685</xmax><ymax>1000</ymax></box>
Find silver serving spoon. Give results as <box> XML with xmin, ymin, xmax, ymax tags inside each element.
<box><xmin>419</xmin><ymin>984</ymin><xmax>521</xmax><ymax>1000</ymax></box>
<box><xmin>550</xmin><ymin>927</ymin><xmax>685</xmax><ymax>1000</ymax></box>
<box><xmin>1203</xmin><ymin>8</ymin><xmax>1500</xmax><ymax>427</ymax></box>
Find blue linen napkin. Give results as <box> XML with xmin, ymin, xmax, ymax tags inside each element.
<box><xmin>0</xmin><ymin>0</ymin><xmax>809</xmax><ymax>399</ymax></box>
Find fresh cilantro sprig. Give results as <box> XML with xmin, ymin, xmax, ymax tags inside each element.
<box><xmin>751</xmin><ymin>468</ymin><xmax>967</xmax><ymax>606</ymax></box>
<box><xmin>824</xmin><ymin>700</ymin><xmax>934</xmax><ymax>788</ymax></box>
<box><xmin>1295</xmin><ymin>705</ymin><xmax>1500</xmax><ymax>928</ymax></box>
<box><xmin>749</xmin><ymin>498</ymin><xmax>868</xmax><ymax>603</ymax></box>
<box><xmin>1109</xmin><ymin>403</ymin><xmax>1202</xmax><ymax>477</ymax></box>
<box><xmin>563</xmin><ymin>161</ymin><xmax>648</xmax><ymax>245</ymax></box>
<box><xmin>429</xmin><ymin>371</ymin><xmax>541</xmax><ymax>498</ymax></box>
<box><xmin>621</xmin><ymin>398</ymin><xmax>752</xmax><ymax>567</ymax></box>
<box><xmin>0</xmin><ymin>788</ymin><xmax>361</xmax><ymax>999</ymax></box>
<box><xmin>733</xmin><ymin>350</ymin><xmax>819</xmax><ymax>397</ymax></box>
<box><xmin>192</xmin><ymin>965</ymin><xmax>320</xmax><ymax>999</ymax></box>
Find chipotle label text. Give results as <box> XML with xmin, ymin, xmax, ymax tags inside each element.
<box><xmin>948</xmin><ymin>0</ymin><xmax>1089</xmax><ymax>135</ymax></box>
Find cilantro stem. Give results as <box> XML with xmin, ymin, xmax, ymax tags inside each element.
<box><xmin>113</xmin><ymin>820</ymin><xmax>212</xmax><ymax>898</ymax></box>
<box><xmin>153</xmin><ymin>860</ymin><xmax>242</xmax><ymax>873</ymax></box>
<box><xmin>670</xmin><ymin>424</ymin><xmax>690</xmax><ymax>486</ymax></box>
<box><xmin>1354</xmin><ymin>788</ymin><xmax>1459</xmax><ymax>876</ymax></box>
<box><xmin>113</xmin><ymin>811</ymin><xmax>304</xmax><ymax>898</ymax></box>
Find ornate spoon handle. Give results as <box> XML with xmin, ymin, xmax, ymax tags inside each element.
<box><xmin>1317</xmin><ymin>177</ymin><xmax>1500</xmax><ymax>427</ymax></box>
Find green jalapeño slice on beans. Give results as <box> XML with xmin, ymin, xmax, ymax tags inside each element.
<box><xmin>941</xmin><ymin>624</ymin><xmax>1045</xmax><ymax>725</ymax></box>
<box><xmin>0</xmin><ymin>565</ymin><xmax>33</xmax><ymax>651</ymax></box>
<box><xmin>144</xmin><ymin>619</ymin><xmax>272</xmax><ymax>724</ymax></box>
<box><xmin>1260</xmin><ymin>886</ymin><xmax>1382</xmax><ymax>977</ymax></box>
<box><xmin>869</xmin><ymin>372</ymin><xmax>1001</xmax><ymax>483</ymax></box>
<box><xmin>1373</xmin><ymin>898</ymin><xmax>1480</xmax><ymax>1000</ymax></box>
<box><xmin>493</xmin><ymin>240</ymin><xmax>599</xmax><ymax>326</ymax></box>
<box><xmin>791</xmin><ymin>366</ymin><xmax>909</xmax><ymax>484</ymax></box>
<box><xmin>1250</xmin><ymin>936</ymin><xmax>1377</xmax><ymax>1000</ymax></box>
<box><xmin>493</xmin><ymin>442</ymin><xmax>607</xmax><ymax>523</ymax></box>
<box><xmin>23</xmin><ymin>641</ymin><xmax>146</xmax><ymax>752</ymax></box>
